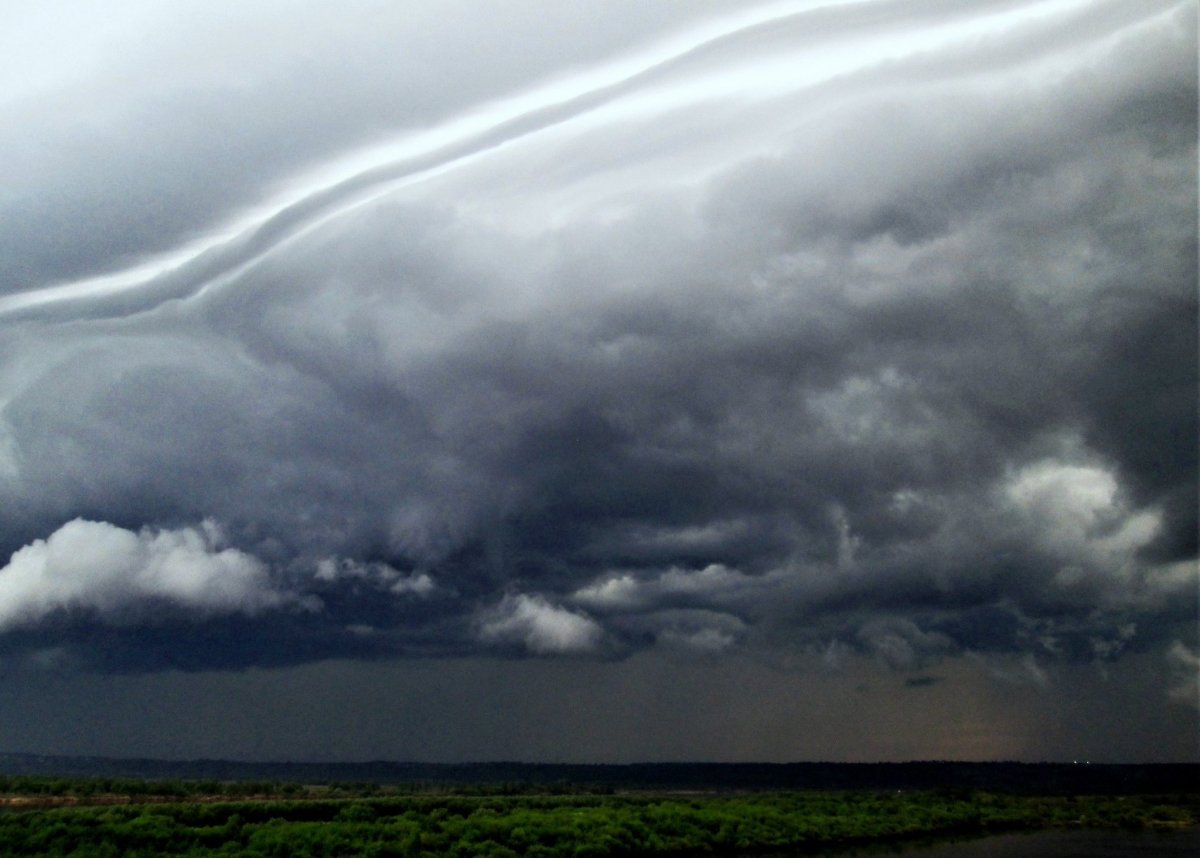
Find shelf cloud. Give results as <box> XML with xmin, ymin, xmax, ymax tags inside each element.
<box><xmin>0</xmin><ymin>0</ymin><xmax>1194</xmax><ymax>760</ymax></box>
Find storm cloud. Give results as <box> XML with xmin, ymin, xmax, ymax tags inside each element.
<box><xmin>0</xmin><ymin>0</ymin><xmax>1195</xmax><ymax>758</ymax></box>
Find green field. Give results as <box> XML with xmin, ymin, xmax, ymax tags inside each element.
<box><xmin>0</xmin><ymin>779</ymin><xmax>1196</xmax><ymax>857</ymax></box>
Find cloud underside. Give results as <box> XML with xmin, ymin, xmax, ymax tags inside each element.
<box><xmin>0</xmin><ymin>0</ymin><xmax>1195</xmax><ymax>675</ymax></box>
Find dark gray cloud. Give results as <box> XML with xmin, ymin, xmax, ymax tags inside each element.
<box><xmin>0</xmin><ymin>0</ymin><xmax>1195</xmax><ymax>759</ymax></box>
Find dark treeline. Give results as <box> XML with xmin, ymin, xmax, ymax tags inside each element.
<box><xmin>0</xmin><ymin>754</ymin><xmax>1195</xmax><ymax>794</ymax></box>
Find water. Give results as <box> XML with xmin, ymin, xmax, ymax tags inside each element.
<box><xmin>865</xmin><ymin>827</ymin><xmax>1200</xmax><ymax>857</ymax></box>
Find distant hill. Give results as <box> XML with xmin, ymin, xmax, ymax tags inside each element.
<box><xmin>0</xmin><ymin>753</ymin><xmax>1194</xmax><ymax>794</ymax></box>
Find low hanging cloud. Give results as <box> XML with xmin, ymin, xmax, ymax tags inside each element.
<box><xmin>0</xmin><ymin>0</ymin><xmax>1194</xmax><ymax>682</ymax></box>
<box><xmin>0</xmin><ymin>519</ymin><xmax>290</xmax><ymax>631</ymax></box>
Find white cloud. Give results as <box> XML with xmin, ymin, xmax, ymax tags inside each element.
<box><xmin>0</xmin><ymin>518</ymin><xmax>286</xmax><ymax>630</ymax></box>
<box><xmin>1006</xmin><ymin>461</ymin><xmax>1121</xmax><ymax>537</ymax></box>
<box><xmin>572</xmin><ymin>574</ymin><xmax>644</xmax><ymax>610</ymax></box>
<box><xmin>314</xmin><ymin>557</ymin><xmax>435</xmax><ymax>597</ymax></box>
<box><xmin>573</xmin><ymin>563</ymin><xmax>754</xmax><ymax>611</ymax></box>
<box><xmin>477</xmin><ymin>594</ymin><xmax>603</xmax><ymax>655</ymax></box>
<box><xmin>1004</xmin><ymin>460</ymin><xmax>1163</xmax><ymax>590</ymax></box>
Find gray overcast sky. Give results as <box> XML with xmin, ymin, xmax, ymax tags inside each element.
<box><xmin>0</xmin><ymin>0</ymin><xmax>1196</xmax><ymax>762</ymax></box>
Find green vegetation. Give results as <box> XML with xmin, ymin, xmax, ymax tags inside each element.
<box><xmin>0</xmin><ymin>783</ymin><xmax>1195</xmax><ymax>857</ymax></box>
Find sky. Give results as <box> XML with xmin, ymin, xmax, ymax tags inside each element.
<box><xmin>0</xmin><ymin>0</ymin><xmax>1196</xmax><ymax>763</ymax></box>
